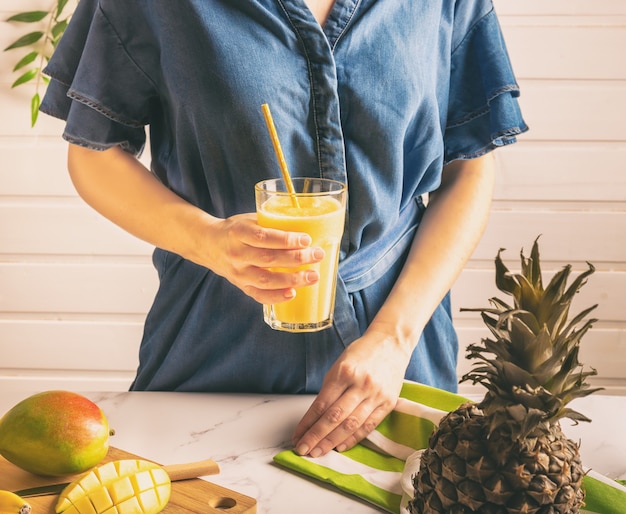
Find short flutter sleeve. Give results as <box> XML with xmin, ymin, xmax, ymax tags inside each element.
<box><xmin>444</xmin><ymin>7</ymin><xmax>528</xmax><ymax>164</ymax></box>
<box><xmin>40</xmin><ymin>0</ymin><xmax>156</xmax><ymax>156</ymax></box>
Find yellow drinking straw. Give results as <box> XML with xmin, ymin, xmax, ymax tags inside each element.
<box><xmin>261</xmin><ymin>103</ymin><xmax>300</xmax><ymax>208</ymax></box>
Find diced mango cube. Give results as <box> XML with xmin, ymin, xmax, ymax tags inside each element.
<box><xmin>56</xmin><ymin>482</ymin><xmax>86</xmax><ymax>512</ymax></box>
<box><xmin>89</xmin><ymin>486</ymin><xmax>114</xmax><ymax>512</ymax></box>
<box><xmin>56</xmin><ymin>497</ymin><xmax>73</xmax><ymax>512</ymax></box>
<box><xmin>117</xmin><ymin>496</ymin><xmax>141</xmax><ymax>514</ymax></box>
<box><xmin>80</xmin><ymin>471</ymin><xmax>102</xmax><ymax>491</ymax></box>
<box><xmin>73</xmin><ymin>495</ymin><xmax>97</xmax><ymax>514</ymax></box>
<box><xmin>137</xmin><ymin>489</ymin><xmax>158</xmax><ymax>511</ymax></box>
<box><xmin>155</xmin><ymin>484</ymin><xmax>171</xmax><ymax>505</ymax></box>
<box><xmin>132</xmin><ymin>470</ymin><xmax>155</xmax><ymax>493</ymax></box>
<box><xmin>115</xmin><ymin>460</ymin><xmax>140</xmax><ymax>476</ymax></box>
<box><xmin>66</xmin><ymin>483</ymin><xmax>87</xmax><ymax>502</ymax></box>
<box><xmin>150</xmin><ymin>469</ymin><xmax>169</xmax><ymax>487</ymax></box>
<box><xmin>95</xmin><ymin>462</ymin><xmax>120</xmax><ymax>483</ymax></box>
<box><xmin>109</xmin><ymin>476</ymin><xmax>135</xmax><ymax>504</ymax></box>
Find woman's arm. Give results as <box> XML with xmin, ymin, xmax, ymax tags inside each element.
<box><xmin>67</xmin><ymin>143</ymin><xmax>324</xmax><ymax>304</ymax></box>
<box><xmin>292</xmin><ymin>152</ymin><xmax>496</xmax><ymax>457</ymax></box>
<box><xmin>369</xmin><ymin>152</ymin><xmax>496</xmax><ymax>350</ymax></box>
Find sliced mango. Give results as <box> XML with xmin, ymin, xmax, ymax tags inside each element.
<box><xmin>55</xmin><ymin>460</ymin><xmax>171</xmax><ymax>514</ymax></box>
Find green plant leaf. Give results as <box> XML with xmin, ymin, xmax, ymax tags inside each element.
<box><xmin>6</xmin><ymin>11</ymin><xmax>49</xmax><ymax>23</ymax></box>
<box><xmin>12</xmin><ymin>51</ymin><xmax>39</xmax><ymax>71</ymax></box>
<box><xmin>11</xmin><ymin>68</ymin><xmax>38</xmax><ymax>88</ymax></box>
<box><xmin>31</xmin><ymin>93</ymin><xmax>41</xmax><ymax>127</ymax></box>
<box><xmin>5</xmin><ymin>1</ymin><xmax>78</xmax><ymax>126</ymax></box>
<box><xmin>56</xmin><ymin>0</ymin><xmax>71</xmax><ymax>19</ymax></box>
<box><xmin>51</xmin><ymin>19</ymin><xmax>68</xmax><ymax>39</ymax></box>
<box><xmin>4</xmin><ymin>31</ymin><xmax>44</xmax><ymax>51</ymax></box>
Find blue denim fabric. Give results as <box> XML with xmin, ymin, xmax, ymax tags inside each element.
<box><xmin>41</xmin><ymin>0</ymin><xmax>527</xmax><ymax>393</ymax></box>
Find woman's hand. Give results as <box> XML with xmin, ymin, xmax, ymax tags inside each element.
<box><xmin>202</xmin><ymin>214</ymin><xmax>325</xmax><ymax>305</ymax></box>
<box><xmin>291</xmin><ymin>330</ymin><xmax>410</xmax><ymax>457</ymax></box>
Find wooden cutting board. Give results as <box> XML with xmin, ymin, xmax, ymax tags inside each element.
<box><xmin>0</xmin><ymin>446</ymin><xmax>257</xmax><ymax>514</ymax></box>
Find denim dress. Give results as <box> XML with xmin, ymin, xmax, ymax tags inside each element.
<box><xmin>41</xmin><ymin>0</ymin><xmax>528</xmax><ymax>393</ymax></box>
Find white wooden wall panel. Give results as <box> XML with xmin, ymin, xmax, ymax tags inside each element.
<box><xmin>0</xmin><ymin>321</ymin><xmax>142</xmax><ymax>370</ymax></box>
<box><xmin>495</xmin><ymin>1</ymin><xmax>626</xmax><ymax>16</ymax></box>
<box><xmin>493</xmin><ymin>143</ymin><xmax>626</xmax><ymax>202</ymax></box>
<box><xmin>0</xmin><ymin>263</ymin><xmax>157</xmax><ymax>313</ymax></box>
<box><xmin>1</xmin><ymin>140</ymin><xmax>74</xmax><ymax>196</ymax></box>
<box><xmin>1</xmin><ymin>1</ymin><xmax>625</xmax><ymax>394</ymax></box>
<box><xmin>503</xmin><ymin>22</ymin><xmax>626</xmax><ymax>80</ymax></box>
<box><xmin>472</xmin><ymin>211</ymin><xmax>626</xmax><ymax>264</ymax></box>
<box><xmin>1</xmin><ymin>204</ymin><xmax>154</xmax><ymax>255</ymax></box>
<box><xmin>516</xmin><ymin>81</ymin><xmax>626</xmax><ymax>141</ymax></box>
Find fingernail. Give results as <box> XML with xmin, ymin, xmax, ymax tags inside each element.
<box><xmin>305</xmin><ymin>271</ymin><xmax>318</xmax><ymax>283</ymax></box>
<box><xmin>299</xmin><ymin>234</ymin><xmax>312</xmax><ymax>247</ymax></box>
<box><xmin>284</xmin><ymin>288</ymin><xmax>296</xmax><ymax>299</ymax></box>
<box><xmin>309</xmin><ymin>447</ymin><xmax>323</xmax><ymax>458</ymax></box>
<box><xmin>312</xmin><ymin>248</ymin><xmax>325</xmax><ymax>260</ymax></box>
<box><xmin>336</xmin><ymin>444</ymin><xmax>347</xmax><ymax>453</ymax></box>
<box><xmin>296</xmin><ymin>444</ymin><xmax>309</xmax><ymax>456</ymax></box>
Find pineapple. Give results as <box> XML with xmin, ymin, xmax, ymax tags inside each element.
<box><xmin>410</xmin><ymin>238</ymin><xmax>601</xmax><ymax>513</ymax></box>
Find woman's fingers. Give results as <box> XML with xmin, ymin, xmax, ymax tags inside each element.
<box><xmin>292</xmin><ymin>335</ymin><xmax>408</xmax><ymax>458</ymax></box>
<box><xmin>292</xmin><ymin>363</ymin><xmax>389</xmax><ymax>457</ymax></box>
<box><xmin>333</xmin><ymin>405</ymin><xmax>390</xmax><ymax>452</ymax></box>
<box><xmin>228</xmin><ymin>216</ymin><xmax>324</xmax><ymax>267</ymax></box>
<box><xmin>241</xmin><ymin>267</ymin><xmax>320</xmax><ymax>304</ymax></box>
<box><xmin>213</xmin><ymin>215</ymin><xmax>325</xmax><ymax>303</ymax></box>
<box><xmin>293</xmin><ymin>388</ymin><xmax>393</xmax><ymax>457</ymax></box>
<box><xmin>292</xmin><ymin>384</ymin><xmax>354</xmax><ymax>454</ymax></box>
<box><xmin>241</xmin><ymin>222</ymin><xmax>314</xmax><ymax>250</ymax></box>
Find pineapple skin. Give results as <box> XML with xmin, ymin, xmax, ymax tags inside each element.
<box><xmin>409</xmin><ymin>402</ymin><xmax>585</xmax><ymax>514</ymax></box>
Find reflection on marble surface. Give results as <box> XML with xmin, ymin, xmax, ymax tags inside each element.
<box><xmin>0</xmin><ymin>391</ymin><xmax>624</xmax><ymax>513</ymax></box>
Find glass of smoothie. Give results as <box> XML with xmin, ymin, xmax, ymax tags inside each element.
<box><xmin>255</xmin><ymin>177</ymin><xmax>347</xmax><ymax>332</ymax></box>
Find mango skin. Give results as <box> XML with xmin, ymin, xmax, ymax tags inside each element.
<box><xmin>0</xmin><ymin>391</ymin><xmax>111</xmax><ymax>476</ymax></box>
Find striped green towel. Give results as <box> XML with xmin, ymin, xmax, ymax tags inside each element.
<box><xmin>274</xmin><ymin>381</ymin><xmax>626</xmax><ymax>513</ymax></box>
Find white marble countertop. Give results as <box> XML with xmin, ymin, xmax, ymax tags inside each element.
<box><xmin>1</xmin><ymin>390</ymin><xmax>624</xmax><ymax>513</ymax></box>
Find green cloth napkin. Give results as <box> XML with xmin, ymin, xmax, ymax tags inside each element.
<box><xmin>274</xmin><ymin>381</ymin><xmax>626</xmax><ymax>514</ymax></box>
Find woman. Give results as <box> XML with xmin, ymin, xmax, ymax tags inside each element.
<box><xmin>41</xmin><ymin>0</ymin><xmax>527</xmax><ymax>459</ymax></box>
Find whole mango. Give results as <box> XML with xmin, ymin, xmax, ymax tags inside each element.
<box><xmin>0</xmin><ymin>390</ymin><xmax>112</xmax><ymax>476</ymax></box>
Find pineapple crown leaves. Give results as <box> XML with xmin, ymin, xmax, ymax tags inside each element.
<box><xmin>460</xmin><ymin>238</ymin><xmax>602</xmax><ymax>440</ymax></box>
<box><xmin>493</xmin><ymin>237</ymin><xmax>596</xmax><ymax>336</ymax></box>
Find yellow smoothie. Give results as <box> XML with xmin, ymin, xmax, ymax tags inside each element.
<box><xmin>257</xmin><ymin>194</ymin><xmax>345</xmax><ymax>329</ymax></box>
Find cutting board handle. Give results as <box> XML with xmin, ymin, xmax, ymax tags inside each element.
<box><xmin>163</xmin><ymin>459</ymin><xmax>220</xmax><ymax>481</ymax></box>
